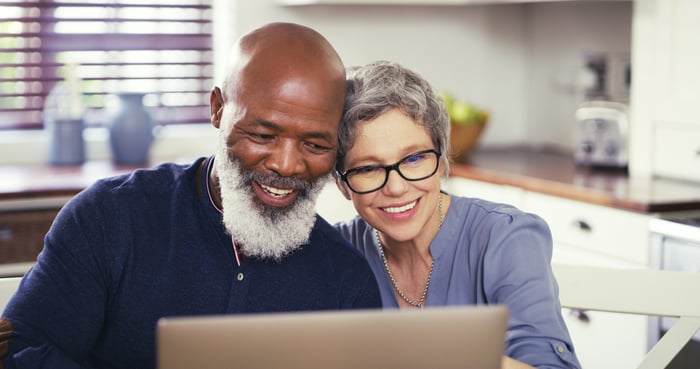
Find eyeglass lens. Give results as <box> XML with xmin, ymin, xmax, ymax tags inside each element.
<box><xmin>345</xmin><ymin>150</ymin><xmax>440</xmax><ymax>194</ymax></box>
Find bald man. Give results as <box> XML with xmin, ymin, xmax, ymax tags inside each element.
<box><xmin>0</xmin><ymin>22</ymin><xmax>381</xmax><ymax>369</ymax></box>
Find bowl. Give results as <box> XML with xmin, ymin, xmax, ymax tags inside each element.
<box><xmin>449</xmin><ymin>118</ymin><xmax>487</xmax><ymax>163</ymax></box>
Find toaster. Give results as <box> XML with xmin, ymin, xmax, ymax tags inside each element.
<box><xmin>574</xmin><ymin>100</ymin><xmax>629</xmax><ymax>168</ymax></box>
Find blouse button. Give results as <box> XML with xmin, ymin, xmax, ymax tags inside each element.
<box><xmin>556</xmin><ymin>345</ymin><xmax>565</xmax><ymax>353</ymax></box>
<box><xmin>236</xmin><ymin>272</ymin><xmax>244</xmax><ymax>281</ymax></box>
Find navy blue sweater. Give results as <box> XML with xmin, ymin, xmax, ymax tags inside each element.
<box><xmin>2</xmin><ymin>157</ymin><xmax>381</xmax><ymax>369</ymax></box>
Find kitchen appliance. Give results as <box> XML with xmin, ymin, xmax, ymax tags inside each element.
<box><xmin>574</xmin><ymin>100</ymin><xmax>629</xmax><ymax>168</ymax></box>
<box><xmin>649</xmin><ymin>212</ymin><xmax>700</xmax><ymax>368</ymax></box>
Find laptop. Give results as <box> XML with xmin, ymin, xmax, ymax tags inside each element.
<box><xmin>157</xmin><ymin>305</ymin><xmax>508</xmax><ymax>369</ymax></box>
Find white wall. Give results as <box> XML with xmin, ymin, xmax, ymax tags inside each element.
<box><xmin>221</xmin><ymin>0</ymin><xmax>632</xmax><ymax>150</ymax></box>
<box><xmin>223</xmin><ymin>1</ymin><xmax>531</xmax><ymax>146</ymax></box>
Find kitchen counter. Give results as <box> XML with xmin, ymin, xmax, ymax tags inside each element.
<box><xmin>1</xmin><ymin>147</ymin><xmax>700</xmax><ymax>213</ymax></box>
<box><xmin>0</xmin><ymin>161</ymin><xmax>140</xmax><ymax>204</ymax></box>
<box><xmin>450</xmin><ymin>146</ymin><xmax>700</xmax><ymax>213</ymax></box>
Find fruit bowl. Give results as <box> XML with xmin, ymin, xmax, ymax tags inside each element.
<box><xmin>438</xmin><ymin>91</ymin><xmax>489</xmax><ymax>163</ymax></box>
<box><xmin>449</xmin><ymin>117</ymin><xmax>488</xmax><ymax>163</ymax></box>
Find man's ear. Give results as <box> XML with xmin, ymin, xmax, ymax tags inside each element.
<box><xmin>335</xmin><ymin>177</ymin><xmax>352</xmax><ymax>200</ymax></box>
<box><xmin>210</xmin><ymin>87</ymin><xmax>224</xmax><ymax>128</ymax></box>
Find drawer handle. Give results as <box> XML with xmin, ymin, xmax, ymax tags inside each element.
<box><xmin>573</xmin><ymin>220</ymin><xmax>592</xmax><ymax>232</ymax></box>
<box><xmin>568</xmin><ymin>309</ymin><xmax>591</xmax><ymax>324</ymax></box>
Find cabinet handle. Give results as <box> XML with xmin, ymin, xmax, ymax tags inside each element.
<box><xmin>0</xmin><ymin>227</ymin><xmax>12</xmax><ymax>241</ymax></box>
<box><xmin>573</xmin><ymin>219</ymin><xmax>592</xmax><ymax>232</ymax></box>
<box><xmin>568</xmin><ymin>309</ymin><xmax>591</xmax><ymax>324</ymax></box>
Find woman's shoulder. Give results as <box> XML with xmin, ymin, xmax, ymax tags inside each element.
<box><xmin>332</xmin><ymin>216</ymin><xmax>377</xmax><ymax>257</ymax></box>
<box><xmin>448</xmin><ymin>194</ymin><xmax>548</xmax><ymax>230</ymax></box>
<box><xmin>445</xmin><ymin>194</ymin><xmax>554</xmax><ymax>261</ymax></box>
<box><xmin>333</xmin><ymin>216</ymin><xmax>370</xmax><ymax>241</ymax></box>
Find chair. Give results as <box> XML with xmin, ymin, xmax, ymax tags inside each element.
<box><xmin>552</xmin><ymin>264</ymin><xmax>700</xmax><ymax>369</ymax></box>
<box><xmin>0</xmin><ymin>277</ymin><xmax>22</xmax><ymax>312</ymax></box>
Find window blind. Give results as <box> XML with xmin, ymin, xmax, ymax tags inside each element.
<box><xmin>0</xmin><ymin>0</ymin><xmax>213</xmax><ymax>130</ymax></box>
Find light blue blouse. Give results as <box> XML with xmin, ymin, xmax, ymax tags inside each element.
<box><xmin>334</xmin><ymin>194</ymin><xmax>581</xmax><ymax>369</ymax></box>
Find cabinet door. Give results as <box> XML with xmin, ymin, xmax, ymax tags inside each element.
<box><xmin>523</xmin><ymin>191</ymin><xmax>650</xmax><ymax>265</ymax></box>
<box><xmin>630</xmin><ymin>0</ymin><xmax>700</xmax><ymax>179</ymax></box>
<box><xmin>554</xmin><ymin>246</ymin><xmax>649</xmax><ymax>369</ymax></box>
<box><xmin>645</xmin><ymin>0</ymin><xmax>700</xmax><ymax>125</ymax></box>
<box><xmin>526</xmin><ymin>192</ymin><xmax>652</xmax><ymax>368</ymax></box>
<box><xmin>0</xmin><ymin>208</ymin><xmax>60</xmax><ymax>277</ymax></box>
<box><xmin>651</xmin><ymin>121</ymin><xmax>700</xmax><ymax>183</ymax></box>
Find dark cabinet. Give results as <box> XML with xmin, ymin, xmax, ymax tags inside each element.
<box><xmin>0</xmin><ymin>208</ymin><xmax>59</xmax><ymax>266</ymax></box>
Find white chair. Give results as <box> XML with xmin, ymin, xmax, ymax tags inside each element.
<box><xmin>0</xmin><ymin>277</ymin><xmax>22</xmax><ymax>312</ymax></box>
<box><xmin>552</xmin><ymin>264</ymin><xmax>700</xmax><ymax>369</ymax></box>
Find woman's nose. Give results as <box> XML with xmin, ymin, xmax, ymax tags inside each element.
<box><xmin>382</xmin><ymin>168</ymin><xmax>409</xmax><ymax>195</ymax></box>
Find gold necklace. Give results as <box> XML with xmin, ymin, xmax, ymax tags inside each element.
<box><xmin>376</xmin><ymin>194</ymin><xmax>444</xmax><ymax>308</ymax></box>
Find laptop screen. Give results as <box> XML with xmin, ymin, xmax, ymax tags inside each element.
<box><xmin>157</xmin><ymin>305</ymin><xmax>508</xmax><ymax>369</ymax></box>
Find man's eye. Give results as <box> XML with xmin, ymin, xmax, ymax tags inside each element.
<box><xmin>249</xmin><ymin>133</ymin><xmax>274</xmax><ymax>141</ymax></box>
<box><xmin>304</xmin><ymin>141</ymin><xmax>332</xmax><ymax>153</ymax></box>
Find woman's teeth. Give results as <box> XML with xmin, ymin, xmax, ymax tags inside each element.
<box><xmin>383</xmin><ymin>201</ymin><xmax>417</xmax><ymax>214</ymax></box>
<box><xmin>261</xmin><ymin>183</ymin><xmax>293</xmax><ymax>197</ymax></box>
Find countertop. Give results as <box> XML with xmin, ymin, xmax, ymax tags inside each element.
<box><xmin>0</xmin><ymin>161</ymin><xmax>139</xmax><ymax>202</ymax></box>
<box><xmin>450</xmin><ymin>146</ymin><xmax>700</xmax><ymax>213</ymax></box>
<box><xmin>2</xmin><ymin>147</ymin><xmax>700</xmax><ymax>213</ymax></box>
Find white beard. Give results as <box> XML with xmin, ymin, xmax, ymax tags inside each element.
<box><xmin>214</xmin><ymin>141</ymin><xmax>329</xmax><ymax>261</ymax></box>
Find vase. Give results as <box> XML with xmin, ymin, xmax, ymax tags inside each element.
<box><xmin>46</xmin><ymin>118</ymin><xmax>85</xmax><ymax>166</ymax></box>
<box><xmin>107</xmin><ymin>93</ymin><xmax>155</xmax><ymax>165</ymax></box>
<box><xmin>43</xmin><ymin>82</ymin><xmax>85</xmax><ymax>166</ymax></box>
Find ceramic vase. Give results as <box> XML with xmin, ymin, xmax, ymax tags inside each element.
<box><xmin>47</xmin><ymin>118</ymin><xmax>85</xmax><ymax>166</ymax></box>
<box><xmin>107</xmin><ymin>93</ymin><xmax>155</xmax><ymax>165</ymax></box>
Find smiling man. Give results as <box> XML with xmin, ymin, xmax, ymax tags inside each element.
<box><xmin>208</xmin><ymin>23</ymin><xmax>348</xmax><ymax>260</ymax></box>
<box><xmin>0</xmin><ymin>22</ymin><xmax>381</xmax><ymax>369</ymax></box>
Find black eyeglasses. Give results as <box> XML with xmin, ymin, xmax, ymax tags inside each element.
<box><xmin>338</xmin><ymin>149</ymin><xmax>442</xmax><ymax>194</ymax></box>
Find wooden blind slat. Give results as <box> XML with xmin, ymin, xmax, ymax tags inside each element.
<box><xmin>0</xmin><ymin>0</ymin><xmax>213</xmax><ymax>130</ymax></box>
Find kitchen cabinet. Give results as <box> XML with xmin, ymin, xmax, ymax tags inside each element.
<box><xmin>522</xmin><ymin>191</ymin><xmax>652</xmax><ymax>369</ymax></box>
<box><xmin>444</xmin><ymin>176</ymin><xmax>653</xmax><ymax>368</ymax></box>
<box><xmin>554</xmin><ymin>246</ymin><xmax>649</xmax><ymax>369</ymax></box>
<box><xmin>630</xmin><ymin>0</ymin><xmax>700</xmax><ymax>182</ymax></box>
<box><xmin>0</xmin><ymin>197</ymin><xmax>69</xmax><ymax>277</ymax></box>
<box><xmin>523</xmin><ymin>191</ymin><xmax>650</xmax><ymax>266</ymax></box>
<box><xmin>651</xmin><ymin>121</ymin><xmax>700</xmax><ymax>183</ymax></box>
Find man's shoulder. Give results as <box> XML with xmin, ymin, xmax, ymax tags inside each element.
<box><xmin>69</xmin><ymin>158</ymin><xmax>206</xmax><ymax>212</ymax></box>
<box><xmin>87</xmin><ymin>158</ymin><xmax>204</xmax><ymax>196</ymax></box>
<box><xmin>311</xmin><ymin>215</ymin><xmax>352</xmax><ymax>247</ymax></box>
<box><xmin>310</xmin><ymin>216</ymin><xmax>367</xmax><ymax>260</ymax></box>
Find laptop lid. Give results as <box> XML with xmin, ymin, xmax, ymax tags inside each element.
<box><xmin>157</xmin><ymin>305</ymin><xmax>508</xmax><ymax>369</ymax></box>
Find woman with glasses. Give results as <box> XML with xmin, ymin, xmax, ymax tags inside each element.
<box><xmin>332</xmin><ymin>61</ymin><xmax>581</xmax><ymax>369</ymax></box>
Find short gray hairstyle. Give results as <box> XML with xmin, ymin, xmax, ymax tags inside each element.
<box><xmin>336</xmin><ymin>60</ymin><xmax>450</xmax><ymax>175</ymax></box>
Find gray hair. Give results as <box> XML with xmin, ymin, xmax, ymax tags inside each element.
<box><xmin>336</xmin><ymin>60</ymin><xmax>451</xmax><ymax>174</ymax></box>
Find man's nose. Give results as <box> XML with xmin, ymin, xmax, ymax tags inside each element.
<box><xmin>265</xmin><ymin>140</ymin><xmax>304</xmax><ymax>177</ymax></box>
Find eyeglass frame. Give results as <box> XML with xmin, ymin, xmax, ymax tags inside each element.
<box><xmin>336</xmin><ymin>149</ymin><xmax>442</xmax><ymax>194</ymax></box>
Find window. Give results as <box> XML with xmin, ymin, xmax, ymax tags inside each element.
<box><xmin>0</xmin><ymin>0</ymin><xmax>213</xmax><ymax>131</ymax></box>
